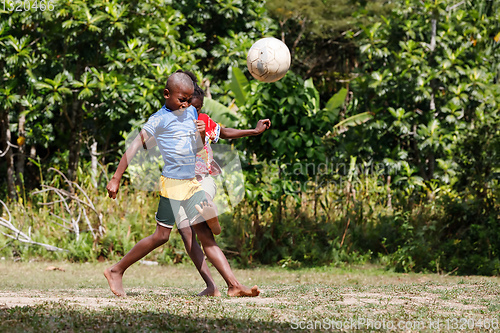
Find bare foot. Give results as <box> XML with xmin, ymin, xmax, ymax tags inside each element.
<box><xmin>195</xmin><ymin>201</ymin><xmax>221</xmax><ymax>235</ymax></box>
<box><xmin>197</xmin><ymin>287</ymin><xmax>222</xmax><ymax>297</ymax></box>
<box><xmin>104</xmin><ymin>267</ymin><xmax>126</xmax><ymax>297</ymax></box>
<box><xmin>227</xmin><ymin>285</ymin><xmax>260</xmax><ymax>297</ymax></box>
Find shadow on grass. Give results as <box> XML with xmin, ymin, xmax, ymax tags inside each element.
<box><xmin>125</xmin><ymin>291</ymin><xmax>142</xmax><ymax>297</ymax></box>
<box><xmin>0</xmin><ymin>302</ymin><xmax>293</xmax><ymax>332</ymax></box>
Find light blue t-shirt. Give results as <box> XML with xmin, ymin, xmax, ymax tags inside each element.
<box><xmin>143</xmin><ymin>105</ymin><xmax>202</xmax><ymax>179</ymax></box>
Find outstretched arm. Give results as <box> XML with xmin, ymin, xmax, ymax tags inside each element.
<box><xmin>106</xmin><ymin>129</ymin><xmax>153</xmax><ymax>199</ymax></box>
<box><xmin>219</xmin><ymin>119</ymin><xmax>271</xmax><ymax>140</ymax></box>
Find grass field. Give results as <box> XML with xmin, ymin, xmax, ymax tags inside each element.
<box><xmin>1</xmin><ymin>260</ymin><xmax>500</xmax><ymax>332</ymax></box>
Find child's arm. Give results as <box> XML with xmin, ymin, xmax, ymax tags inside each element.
<box><xmin>106</xmin><ymin>129</ymin><xmax>154</xmax><ymax>199</ymax></box>
<box><xmin>219</xmin><ymin>119</ymin><xmax>271</xmax><ymax>139</ymax></box>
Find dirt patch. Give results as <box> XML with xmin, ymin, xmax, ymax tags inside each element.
<box><xmin>0</xmin><ymin>290</ymin><xmax>138</xmax><ymax>310</ymax></box>
<box><xmin>224</xmin><ymin>297</ymin><xmax>280</xmax><ymax>305</ymax></box>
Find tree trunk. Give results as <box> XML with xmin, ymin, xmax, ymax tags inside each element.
<box><xmin>428</xmin><ymin>152</ymin><xmax>435</xmax><ymax>181</ymax></box>
<box><xmin>67</xmin><ymin>99</ymin><xmax>83</xmax><ymax>181</ymax></box>
<box><xmin>16</xmin><ymin>110</ymin><xmax>26</xmax><ymax>189</ymax></box>
<box><xmin>387</xmin><ymin>175</ymin><xmax>392</xmax><ymax>209</ymax></box>
<box><xmin>1</xmin><ymin>109</ymin><xmax>17</xmax><ymax>200</ymax></box>
<box><xmin>277</xmin><ymin>165</ymin><xmax>283</xmax><ymax>224</ymax></box>
<box><xmin>30</xmin><ymin>145</ymin><xmax>36</xmax><ymax>159</ymax></box>
<box><xmin>67</xmin><ymin>62</ymin><xmax>83</xmax><ymax>182</ymax></box>
<box><xmin>251</xmin><ymin>201</ymin><xmax>261</xmax><ymax>263</ymax></box>
<box><xmin>430</xmin><ymin>17</ymin><xmax>437</xmax><ymax>52</ymax></box>
<box><xmin>313</xmin><ymin>185</ymin><xmax>318</xmax><ymax>219</ymax></box>
<box><xmin>101</xmin><ymin>132</ymin><xmax>110</xmax><ymax>164</ymax></box>
<box><xmin>427</xmin><ymin>13</ymin><xmax>438</xmax><ymax>181</ymax></box>
<box><xmin>90</xmin><ymin>140</ymin><xmax>98</xmax><ymax>188</ymax></box>
<box><xmin>430</xmin><ymin>16</ymin><xmax>437</xmax><ymax>117</ymax></box>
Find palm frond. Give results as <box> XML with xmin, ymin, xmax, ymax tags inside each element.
<box><xmin>330</xmin><ymin>111</ymin><xmax>374</xmax><ymax>136</ymax></box>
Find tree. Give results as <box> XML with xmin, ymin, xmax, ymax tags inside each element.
<box><xmin>0</xmin><ymin>0</ymin><xmax>207</xmax><ymax>192</ymax></box>
<box><xmin>172</xmin><ymin>0</ymin><xmax>277</xmax><ymax>85</ymax></box>
<box><xmin>265</xmin><ymin>0</ymin><xmax>391</xmax><ymax>97</ymax></box>
<box><xmin>350</xmin><ymin>0</ymin><xmax>500</xmax><ymax>187</ymax></box>
<box><xmin>215</xmin><ymin>67</ymin><xmax>356</xmax><ymax>263</ymax></box>
<box><xmin>0</xmin><ymin>83</ymin><xmax>20</xmax><ymax>199</ymax></box>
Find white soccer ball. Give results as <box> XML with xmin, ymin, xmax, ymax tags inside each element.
<box><xmin>246</xmin><ymin>37</ymin><xmax>291</xmax><ymax>83</ymax></box>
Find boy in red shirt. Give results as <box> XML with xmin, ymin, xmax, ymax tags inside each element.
<box><xmin>177</xmin><ymin>83</ymin><xmax>270</xmax><ymax>296</ymax></box>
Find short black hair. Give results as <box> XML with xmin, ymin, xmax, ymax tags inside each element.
<box><xmin>193</xmin><ymin>85</ymin><xmax>205</xmax><ymax>99</ymax></box>
<box><xmin>179</xmin><ymin>70</ymin><xmax>205</xmax><ymax>99</ymax></box>
<box><xmin>165</xmin><ymin>70</ymin><xmax>194</xmax><ymax>91</ymax></box>
<box><xmin>179</xmin><ymin>70</ymin><xmax>198</xmax><ymax>85</ymax></box>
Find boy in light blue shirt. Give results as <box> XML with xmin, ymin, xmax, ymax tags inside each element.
<box><xmin>104</xmin><ymin>71</ymin><xmax>207</xmax><ymax>297</ymax></box>
<box><xmin>104</xmin><ymin>71</ymin><xmax>259</xmax><ymax>298</ymax></box>
<box><xmin>142</xmin><ymin>104</ymin><xmax>200</xmax><ymax>179</ymax></box>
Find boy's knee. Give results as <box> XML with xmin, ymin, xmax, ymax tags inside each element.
<box><xmin>153</xmin><ymin>233</ymin><xmax>169</xmax><ymax>245</ymax></box>
<box><xmin>193</xmin><ymin>224</ymin><xmax>215</xmax><ymax>244</ymax></box>
<box><xmin>153</xmin><ymin>225</ymin><xmax>171</xmax><ymax>243</ymax></box>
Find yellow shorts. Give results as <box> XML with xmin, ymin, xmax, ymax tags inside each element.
<box><xmin>159</xmin><ymin>176</ymin><xmax>203</xmax><ymax>201</ymax></box>
<box><xmin>156</xmin><ymin>176</ymin><xmax>206</xmax><ymax>228</ymax></box>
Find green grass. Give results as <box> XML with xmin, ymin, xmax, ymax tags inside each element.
<box><xmin>1</xmin><ymin>261</ymin><xmax>500</xmax><ymax>332</ymax></box>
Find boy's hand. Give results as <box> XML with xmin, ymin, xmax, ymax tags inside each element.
<box><xmin>106</xmin><ymin>177</ymin><xmax>121</xmax><ymax>199</ymax></box>
<box><xmin>194</xmin><ymin>119</ymin><xmax>206</xmax><ymax>145</ymax></box>
<box><xmin>195</xmin><ymin>119</ymin><xmax>206</xmax><ymax>137</ymax></box>
<box><xmin>195</xmin><ymin>119</ymin><xmax>206</xmax><ymax>133</ymax></box>
<box><xmin>255</xmin><ymin>119</ymin><xmax>271</xmax><ymax>134</ymax></box>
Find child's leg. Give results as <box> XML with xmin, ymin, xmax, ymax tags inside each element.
<box><xmin>185</xmin><ymin>189</ymin><xmax>259</xmax><ymax>296</ymax></box>
<box><xmin>178</xmin><ymin>225</ymin><xmax>221</xmax><ymax>296</ymax></box>
<box><xmin>194</xmin><ymin>175</ymin><xmax>221</xmax><ymax>235</ymax></box>
<box><xmin>104</xmin><ymin>224</ymin><xmax>171</xmax><ymax>296</ymax></box>
<box><xmin>192</xmin><ymin>221</ymin><xmax>259</xmax><ymax>297</ymax></box>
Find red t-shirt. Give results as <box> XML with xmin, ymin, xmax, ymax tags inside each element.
<box><xmin>195</xmin><ymin>113</ymin><xmax>221</xmax><ymax>175</ymax></box>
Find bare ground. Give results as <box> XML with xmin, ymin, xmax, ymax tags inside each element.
<box><xmin>0</xmin><ymin>283</ymin><xmax>494</xmax><ymax>313</ymax></box>
<box><xmin>1</xmin><ymin>261</ymin><xmax>500</xmax><ymax>332</ymax></box>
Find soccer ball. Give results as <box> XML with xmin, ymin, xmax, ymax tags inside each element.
<box><xmin>246</xmin><ymin>37</ymin><xmax>291</xmax><ymax>83</ymax></box>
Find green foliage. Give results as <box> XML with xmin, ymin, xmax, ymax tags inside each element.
<box><xmin>340</xmin><ymin>0</ymin><xmax>500</xmax><ymax>274</ymax></box>
<box><xmin>224</xmin><ymin>68</ymin><xmax>353</xmax><ymax>257</ymax></box>
<box><xmin>228</xmin><ymin>67</ymin><xmax>249</xmax><ymax>106</ymax></box>
<box><xmin>202</xmin><ymin>98</ymin><xmax>239</xmax><ymax>128</ymax></box>
<box><xmin>172</xmin><ymin>0</ymin><xmax>276</xmax><ymax>82</ymax></box>
<box><xmin>331</xmin><ymin>111</ymin><xmax>373</xmax><ymax>136</ymax></box>
<box><xmin>265</xmin><ymin>0</ymin><xmax>392</xmax><ymax>96</ymax></box>
<box><xmin>267</xmin><ymin>0</ymin><xmax>389</xmax><ymax>37</ymax></box>
<box><xmin>0</xmin><ymin>165</ymin><xmax>190</xmax><ymax>264</ymax></box>
<box><xmin>0</xmin><ymin>0</ymin><xmax>209</xmax><ymax>188</ymax></box>
<box><xmin>371</xmin><ymin>113</ymin><xmax>499</xmax><ymax>275</ymax></box>
<box><xmin>230</xmin><ymin>68</ymin><xmax>345</xmax><ymax>168</ymax></box>
<box><xmin>352</xmin><ymin>0</ymin><xmax>500</xmax><ymax>184</ymax></box>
